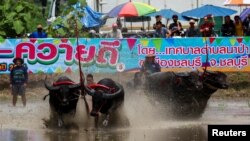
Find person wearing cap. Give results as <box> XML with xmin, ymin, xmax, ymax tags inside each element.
<box><xmin>169</xmin><ymin>15</ymin><xmax>183</xmax><ymax>37</ymax></box>
<box><xmin>106</xmin><ymin>23</ymin><xmax>123</xmax><ymax>39</ymax></box>
<box><xmin>29</xmin><ymin>24</ymin><xmax>47</xmax><ymax>38</ymax></box>
<box><xmin>10</xmin><ymin>58</ymin><xmax>28</xmax><ymax>107</ymax></box>
<box><xmin>140</xmin><ymin>54</ymin><xmax>161</xmax><ymax>75</ymax></box>
<box><xmin>185</xmin><ymin>19</ymin><xmax>201</xmax><ymax>37</ymax></box>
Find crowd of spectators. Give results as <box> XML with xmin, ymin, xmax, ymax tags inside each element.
<box><xmin>151</xmin><ymin>14</ymin><xmax>250</xmax><ymax>38</ymax></box>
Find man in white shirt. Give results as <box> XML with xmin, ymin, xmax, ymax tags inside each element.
<box><xmin>106</xmin><ymin>23</ymin><xmax>123</xmax><ymax>38</ymax></box>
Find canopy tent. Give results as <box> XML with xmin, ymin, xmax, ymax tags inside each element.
<box><xmin>125</xmin><ymin>16</ymin><xmax>151</xmax><ymax>22</ymax></box>
<box><xmin>240</xmin><ymin>8</ymin><xmax>250</xmax><ymax>20</ymax></box>
<box><xmin>146</xmin><ymin>9</ymin><xmax>186</xmax><ymax>21</ymax></box>
<box><xmin>182</xmin><ymin>4</ymin><xmax>237</xmax><ymax>18</ymax></box>
<box><xmin>106</xmin><ymin>1</ymin><xmax>157</xmax><ymax>31</ymax></box>
<box><xmin>107</xmin><ymin>1</ymin><xmax>157</xmax><ymax>17</ymax></box>
<box><xmin>224</xmin><ymin>0</ymin><xmax>250</xmax><ymax>6</ymax></box>
<box><xmin>124</xmin><ymin>16</ymin><xmax>151</xmax><ymax>30</ymax></box>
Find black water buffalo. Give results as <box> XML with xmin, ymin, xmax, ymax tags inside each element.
<box><xmin>144</xmin><ymin>71</ymin><xmax>204</xmax><ymax>118</ymax></box>
<box><xmin>201</xmin><ymin>71</ymin><xmax>228</xmax><ymax>90</ymax></box>
<box><xmin>44</xmin><ymin>76</ymin><xmax>81</xmax><ymax>127</ymax></box>
<box><xmin>188</xmin><ymin>71</ymin><xmax>229</xmax><ymax>117</ymax></box>
<box><xmin>144</xmin><ymin>71</ymin><xmax>228</xmax><ymax>118</ymax></box>
<box><xmin>84</xmin><ymin>78</ymin><xmax>124</xmax><ymax>127</ymax></box>
<box><xmin>145</xmin><ymin>71</ymin><xmax>203</xmax><ymax>96</ymax></box>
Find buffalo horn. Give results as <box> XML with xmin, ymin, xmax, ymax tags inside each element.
<box><xmin>44</xmin><ymin>76</ymin><xmax>60</xmax><ymax>91</ymax></box>
<box><xmin>102</xmin><ymin>83</ymin><xmax>123</xmax><ymax>99</ymax></box>
<box><xmin>84</xmin><ymin>85</ymin><xmax>95</xmax><ymax>96</ymax></box>
<box><xmin>68</xmin><ymin>83</ymin><xmax>81</xmax><ymax>89</ymax></box>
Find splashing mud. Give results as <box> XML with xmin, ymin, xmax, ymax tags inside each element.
<box><xmin>0</xmin><ymin>73</ymin><xmax>250</xmax><ymax>141</ymax></box>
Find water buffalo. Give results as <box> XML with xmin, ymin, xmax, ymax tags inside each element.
<box><xmin>144</xmin><ymin>71</ymin><xmax>228</xmax><ymax>118</ymax></box>
<box><xmin>44</xmin><ymin>76</ymin><xmax>81</xmax><ymax>127</ymax></box>
<box><xmin>201</xmin><ymin>71</ymin><xmax>228</xmax><ymax>90</ymax></box>
<box><xmin>144</xmin><ymin>71</ymin><xmax>204</xmax><ymax>118</ymax></box>
<box><xmin>145</xmin><ymin>71</ymin><xmax>203</xmax><ymax>96</ymax></box>
<box><xmin>84</xmin><ymin>78</ymin><xmax>124</xmax><ymax>127</ymax></box>
<box><xmin>188</xmin><ymin>71</ymin><xmax>229</xmax><ymax>117</ymax></box>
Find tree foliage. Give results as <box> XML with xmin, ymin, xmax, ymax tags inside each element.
<box><xmin>46</xmin><ymin>0</ymin><xmax>89</xmax><ymax>38</ymax></box>
<box><xmin>0</xmin><ymin>0</ymin><xmax>45</xmax><ymax>38</ymax></box>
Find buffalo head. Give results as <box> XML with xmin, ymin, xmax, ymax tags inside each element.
<box><xmin>202</xmin><ymin>71</ymin><xmax>228</xmax><ymax>89</ymax></box>
<box><xmin>44</xmin><ymin>76</ymin><xmax>81</xmax><ymax>106</ymax></box>
<box><xmin>84</xmin><ymin>83</ymin><xmax>123</xmax><ymax>117</ymax></box>
<box><xmin>175</xmin><ymin>71</ymin><xmax>203</xmax><ymax>90</ymax></box>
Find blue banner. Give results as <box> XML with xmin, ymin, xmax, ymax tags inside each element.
<box><xmin>0</xmin><ymin>37</ymin><xmax>249</xmax><ymax>74</ymax></box>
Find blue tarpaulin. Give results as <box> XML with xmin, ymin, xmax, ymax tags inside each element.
<box><xmin>80</xmin><ymin>6</ymin><xmax>105</xmax><ymax>28</ymax></box>
<box><xmin>73</xmin><ymin>3</ymin><xmax>105</xmax><ymax>28</ymax></box>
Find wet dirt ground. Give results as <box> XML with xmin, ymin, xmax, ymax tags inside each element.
<box><xmin>0</xmin><ymin>73</ymin><xmax>250</xmax><ymax>141</ymax></box>
<box><xmin>0</xmin><ymin>71</ymin><xmax>250</xmax><ymax>141</ymax></box>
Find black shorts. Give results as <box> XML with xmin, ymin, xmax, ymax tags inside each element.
<box><xmin>12</xmin><ymin>84</ymin><xmax>26</xmax><ymax>96</ymax></box>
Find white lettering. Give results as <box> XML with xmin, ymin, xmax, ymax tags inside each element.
<box><xmin>212</xmin><ymin>129</ymin><xmax>219</xmax><ymax>136</ymax></box>
<box><xmin>211</xmin><ymin>129</ymin><xmax>247</xmax><ymax>137</ymax></box>
<box><xmin>242</xmin><ymin>131</ymin><xmax>247</xmax><ymax>136</ymax></box>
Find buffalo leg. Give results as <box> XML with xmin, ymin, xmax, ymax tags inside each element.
<box><xmin>58</xmin><ymin>113</ymin><xmax>64</xmax><ymax>127</ymax></box>
<box><xmin>95</xmin><ymin>116</ymin><xmax>99</xmax><ymax>128</ymax></box>
<box><xmin>102</xmin><ymin>114</ymin><xmax>110</xmax><ymax>126</ymax></box>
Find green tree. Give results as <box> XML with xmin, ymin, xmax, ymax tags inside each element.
<box><xmin>0</xmin><ymin>0</ymin><xmax>46</xmax><ymax>38</ymax></box>
<box><xmin>46</xmin><ymin>0</ymin><xmax>89</xmax><ymax>38</ymax></box>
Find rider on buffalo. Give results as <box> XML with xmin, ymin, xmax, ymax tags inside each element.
<box><xmin>141</xmin><ymin>54</ymin><xmax>161</xmax><ymax>75</ymax></box>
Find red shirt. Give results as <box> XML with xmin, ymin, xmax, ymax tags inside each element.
<box><xmin>200</xmin><ymin>22</ymin><xmax>214</xmax><ymax>37</ymax></box>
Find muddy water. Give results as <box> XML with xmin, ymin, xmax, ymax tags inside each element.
<box><xmin>0</xmin><ymin>88</ymin><xmax>250</xmax><ymax>141</ymax></box>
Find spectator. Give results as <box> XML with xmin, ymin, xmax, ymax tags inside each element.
<box><xmin>106</xmin><ymin>23</ymin><xmax>123</xmax><ymax>38</ymax></box>
<box><xmin>116</xmin><ymin>17</ymin><xmax>122</xmax><ymax>29</ymax></box>
<box><xmin>234</xmin><ymin>15</ymin><xmax>244</xmax><ymax>36</ymax></box>
<box><xmin>10</xmin><ymin>58</ymin><xmax>28</xmax><ymax>107</ymax></box>
<box><xmin>185</xmin><ymin>19</ymin><xmax>200</xmax><ymax>37</ymax></box>
<box><xmin>81</xmin><ymin>74</ymin><xmax>96</xmax><ymax>98</ymax></box>
<box><xmin>153</xmin><ymin>15</ymin><xmax>165</xmax><ymax>29</ymax></box>
<box><xmin>200</xmin><ymin>16</ymin><xmax>215</xmax><ymax>37</ymax></box>
<box><xmin>29</xmin><ymin>24</ymin><xmax>47</xmax><ymax>38</ymax></box>
<box><xmin>221</xmin><ymin>15</ymin><xmax>235</xmax><ymax>37</ymax></box>
<box><xmin>86</xmin><ymin>74</ymin><xmax>96</xmax><ymax>86</ymax></box>
<box><xmin>89</xmin><ymin>30</ymin><xmax>97</xmax><ymax>38</ymax></box>
<box><xmin>82</xmin><ymin>74</ymin><xmax>96</xmax><ymax>102</ymax></box>
<box><xmin>154</xmin><ymin>21</ymin><xmax>171</xmax><ymax>38</ymax></box>
<box><xmin>140</xmin><ymin>54</ymin><xmax>161</xmax><ymax>75</ymax></box>
<box><xmin>169</xmin><ymin>15</ymin><xmax>183</xmax><ymax>37</ymax></box>
<box><xmin>243</xmin><ymin>14</ymin><xmax>250</xmax><ymax>36</ymax></box>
